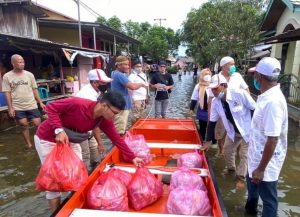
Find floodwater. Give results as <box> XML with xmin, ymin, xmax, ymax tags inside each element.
<box><xmin>0</xmin><ymin>72</ymin><xmax>299</xmax><ymax>217</ymax></box>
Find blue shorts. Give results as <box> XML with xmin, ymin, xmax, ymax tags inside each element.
<box><xmin>15</xmin><ymin>109</ymin><xmax>41</xmax><ymax>121</ymax></box>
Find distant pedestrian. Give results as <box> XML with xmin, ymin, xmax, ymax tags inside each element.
<box><xmin>245</xmin><ymin>57</ymin><xmax>288</xmax><ymax>217</ymax></box>
<box><xmin>128</xmin><ymin>60</ymin><xmax>149</xmax><ymax>124</ymax></box>
<box><xmin>2</xmin><ymin>54</ymin><xmax>45</xmax><ymax>151</ymax></box>
<box><xmin>150</xmin><ymin>61</ymin><xmax>174</xmax><ymax>118</ymax></box>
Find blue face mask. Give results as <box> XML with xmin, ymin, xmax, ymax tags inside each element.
<box><xmin>253</xmin><ymin>78</ymin><xmax>261</xmax><ymax>90</ymax></box>
<box><xmin>217</xmin><ymin>91</ymin><xmax>224</xmax><ymax>99</ymax></box>
<box><xmin>229</xmin><ymin>65</ymin><xmax>236</xmax><ymax>75</ymax></box>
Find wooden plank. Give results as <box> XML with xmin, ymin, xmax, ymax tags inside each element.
<box><xmin>70</xmin><ymin>209</ymin><xmax>212</xmax><ymax>217</ymax></box>
<box><xmin>104</xmin><ymin>164</ymin><xmax>208</xmax><ymax>177</ymax></box>
<box><xmin>147</xmin><ymin>143</ymin><xmax>201</xmax><ymax>150</ymax></box>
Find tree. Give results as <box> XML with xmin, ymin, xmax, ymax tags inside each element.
<box><xmin>182</xmin><ymin>0</ymin><xmax>263</xmax><ymax>69</ymax></box>
<box><xmin>96</xmin><ymin>15</ymin><xmax>107</xmax><ymax>25</ymax></box>
<box><xmin>95</xmin><ymin>16</ymin><xmax>180</xmax><ymax>61</ymax></box>
<box><xmin>106</xmin><ymin>16</ymin><xmax>123</xmax><ymax>32</ymax></box>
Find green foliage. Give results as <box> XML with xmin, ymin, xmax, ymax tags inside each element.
<box><xmin>95</xmin><ymin>16</ymin><xmax>180</xmax><ymax>62</ymax></box>
<box><xmin>167</xmin><ymin>66</ymin><xmax>178</xmax><ymax>74</ymax></box>
<box><xmin>107</xmin><ymin>16</ymin><xmax>123</xmax><ymax>32</ymax></box>
<box><xmin>182</xmin><ymin>0</ymin><xmax>264</xmax><ymax>68</ymax></box>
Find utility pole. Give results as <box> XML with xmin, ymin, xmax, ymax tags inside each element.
<box><xmin>154</xmin><ymin>18</ymin><xmax>167</xmax><ymax>27</ymax></box>
<box><xmin>77</xmin><ymin>0</ymin><xmax>82</xmax><ymax>48</ymax></box>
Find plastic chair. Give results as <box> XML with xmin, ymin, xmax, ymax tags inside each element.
<box><xmin>38</xmin><ymin>87</ymin><xmax>49</xmax><ymax>99</ymax></box>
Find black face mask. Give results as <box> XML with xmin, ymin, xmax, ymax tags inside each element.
<box><xmin>98</xmin><ymin>84</ymin><xmax>108</xmax><ymax>93</ymax></box>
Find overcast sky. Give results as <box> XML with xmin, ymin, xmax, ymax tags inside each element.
<box><xmin>36</xmin><ymin>0</ymin><xmax>207</xmax><ymax>31</ymax></box>
<box><xmin>35</xmin><ymin>0</ymin><xmax>208</xmax><ymax>55</ymax></box>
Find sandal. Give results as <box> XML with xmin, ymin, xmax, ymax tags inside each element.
<box><xmin>24</xmin><ymin>146</ymin><xmax>35</xmax><ymax>152</ymax></box>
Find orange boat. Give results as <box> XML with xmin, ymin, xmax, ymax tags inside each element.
<box><xmin>55</xmin><ymin>119</ymin><xmax>227</xmax><ymax>217</ymax></box>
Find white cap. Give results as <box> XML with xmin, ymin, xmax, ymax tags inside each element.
<box><xmin>208</xmin><ymin>74</ymin><xmax>227</xmax><ymax>89</ymax></box>
<box><xmin>88</xmin><ymin>69</ymin><xmax>112</xmax><ymax>83</ymax></box>
<box><xmin>248</xmin><ymin>57</ymin><xmax>281</xmax><ymax>76</ymax></box>
<box><xmin>220</xmin><ymin>56</ymin><xmax>234</xmax><ymax>67</ymax></box>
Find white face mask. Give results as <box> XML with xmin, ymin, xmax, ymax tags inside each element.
<box><xmin>203</xmin><ymin>74</ymin><xmax>211</xmax><ymax>82</ymax></box>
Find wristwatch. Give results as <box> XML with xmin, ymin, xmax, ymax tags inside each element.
<box><xmin>54</xmin><ymin>128</ymin><xmax>64</xmax><ymax>135</ymax></box>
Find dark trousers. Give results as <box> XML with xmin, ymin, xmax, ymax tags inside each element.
<box><xmin>245</xmin><ymin>174</ymin><xmax>278</xmax><ymax>217</ymax></box>
<box><xmin>198</xmin><ymin>119</ymin><xmax>207</xmax><ymax>141</ymax></box>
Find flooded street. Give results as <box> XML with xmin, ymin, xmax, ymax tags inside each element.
<box><xmin>0</xmin><ymin>73</ymin><xmax>299</xmax><ymax>217</ymax></box>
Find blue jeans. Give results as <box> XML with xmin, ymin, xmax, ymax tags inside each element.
<box><xmin>155</xmin><ymin>99</ymin><xmax>169</xmax><ymax>118</ymax></box>
<box><xmin>245</xmin><ymin>174</ymin><xmax>278</xmax><ymax>217</ymax></box>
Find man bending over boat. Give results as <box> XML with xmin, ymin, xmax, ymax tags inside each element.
<box><xmin>34</xmin><ymin>91</ymin><xmax>143</xmax><ymax>212</ymax></box>
<box><xmin>202</xmin><ymin>74</ymin><xmax>256</xmax><ymax>188</ymax></box>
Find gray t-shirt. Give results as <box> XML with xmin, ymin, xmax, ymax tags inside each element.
<box><xmin>2</xmin><ymin>70</ymin><xmax>38</xmax><ymax>111</ymax></box>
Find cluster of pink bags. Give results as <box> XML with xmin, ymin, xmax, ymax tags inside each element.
<box><xmin>167</xmin><ymin>159</ymin><xmax>211</xmax><ymax>216</ymax></box>
<box><xmin>87</xmin><ymin>175</ymin><xmax>128</xmax><ymax>211</ymax></box>
<box><xmin>36</xmin><ymin>143</ymin><xmax>88</xmax><ymax>192</ymax></box>
<box><xmin>128</xmin><ymin>167</ymin><xmax>163</xmax><ymax>210</ymax></box>
<box><xmin>125</xmin><ymin>132</ymin><xmax>153</xmax><ymax>164</ymax></box>
<box><xmin>97</xmin><ymin>168</ymin><xmax>132</xmax><ymax>187</ymax></box>
<box><xmin>170</xmin><ymin>167</ymin><xmax>207</xmax><ymax>192</ymax></box>
<box><xmin>87</xmin><ymin>167</ymin><xmax>163</xmax><ymax>211</ymax></box>
<box><xmin>167</xmin><ymin>186</ymin><xmax>211</xmax><ymax>216</ymax></box>
<box><xmin>177</xmin><ymin>151</ymin><xmax>203</xmax><ymax>168</ymax></box>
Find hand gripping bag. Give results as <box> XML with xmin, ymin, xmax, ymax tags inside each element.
<box><xmin>128</xmin><ymin>167</ymin><xmax>163</xmax><ymax>210</ymax></box>
<box><xmin>177</xmin><ymin>151</ymin><xmax>203</xmax><ymax>168</ymax></box>
<box><xmin>167</xmin><ymin>186</ymin><xmax>211</xmax><ymax>216</ymax></box>
<box><xmin>87</xmin><ymin>175</ymin><xmax>128</xmax><ymax>211</ymax></box>
<box><xmin>125</xmin><ymin>132</ymin><xmax>153</xmax><ymax>164</ymax></box>
<box><xmin>36</xmin><ymin>143</ymin><xmax>88</xmax><ymax>192</ymax></box>
<box><xmin>170</xmin><ymin>167</ymin><xmax>207</xmax><ymax>192</ymax></box>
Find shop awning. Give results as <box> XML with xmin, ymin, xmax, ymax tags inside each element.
<box><xmin>62</xmin><ymin>48</ymin><xmax>107</xmax><ymax>65</ymax></box>
<box><xmin>263</xmin><ymin>28</ymin><xmax>300</xmax><ymax>44</ymax></box>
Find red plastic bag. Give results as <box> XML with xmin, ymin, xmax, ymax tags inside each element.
<box><xmin>177</xmin><ymin>151</ymin><xmax>203</xmax><ymax>168</ymax></box>
<box><xmin>170</xmin><ymin>167</ymin><xmax>207</xmax><ymax>192</ymax></box>
<box><xmin>167</xmin><ymin>186</ymin><xmax>211</xmax><ymax>216</ymax></box>
<box><xmin>36</xmin><ymin>143</ymin><xmax>88</xmax><ymax>192</ymax></box>
<box><xmin>97</xmin><ymin>168</ymin><xmax>132</xmax><ymax>187</ymax></box>
<box><xmin>125</xmin><ymin>132</ymin><xmax>153</xmax><ymax>164</ymax></box>
<box><xmin>128</xmin><ymin>167</ymin><xmax>163</xmax><ymax>210</ymax></box>
<box><xmin>87</xmin><ymin>175</ymin><xmax>128</xmax><ymax>211</ymax></box>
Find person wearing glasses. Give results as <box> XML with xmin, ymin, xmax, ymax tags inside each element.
<box><xmin>34</xmin><ymin>91</ymin><xmax>143</xmax><ymax>212</ymax></box>
<box><xmin>76</xmin><ymin>69</ymin><xmax>112</xmax><ymax>169</ymax></box>
<box><xmin>149</xmin><ymin>60</ymin><xmax>174</xmax><ymax>118</ymax></box>
<box><xmin>202</xmin><ymin>74</ymin><xmax>256</xmax><ymax>189</ymax></box>
<box><xmin>111</xmin><ymin>56</ymin><xmax>148</xmax><ymax>136</ymax></box>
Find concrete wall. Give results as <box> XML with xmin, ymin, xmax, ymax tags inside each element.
<box><xmin>39</xmin><ymin>26</ymin><xmax>80</xmax><ymax>47</ymax></box>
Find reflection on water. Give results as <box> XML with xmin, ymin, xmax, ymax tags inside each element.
<box><xmin>0</xmin><ymin>73</ymin><xmax>299</xmax><ymax>217</ymax></box>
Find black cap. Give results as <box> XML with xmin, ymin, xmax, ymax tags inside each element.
<box><xmin>158</xmin><ymin>60</ymin><xmax>166</xmax><ymax>66</ymax></box>
<box><xmin>132</xmin><ymin>59</ymin><xmax>141</xmax><ymax>66</ymax></box>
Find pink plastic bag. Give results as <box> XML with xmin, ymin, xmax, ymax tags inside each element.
<box><xmin>97</xmin><ymin>168</ymin><xmax>132</xmax><ymax>187</ymax></box>
<box><xmin>167</xmin><ymin>187</ymin><xmax>211</xmax><ymax>216</ymax></box>
<box><xmin>87</xmin><ymin>175</ymin><xmax>128</xmax><ymax>211</ymax></box>
<box><xmin>125</xmin><ymin>132</ymin><xmax>153</xmax><ymax>164</ymax></box>
<box><xmin>177</xmin><ymin>151</ymin><xmax>203</xmax><ymax>168</ymax></box>
<box><xmin>170</xmin><ymin>167</ymin><xmax>207</xmax><ymax>192</ymax></box>
<box><xmin>36</xmin><ymin>143</ymin><xmax>88</xmax><ymax>192</ymax></box>
<box><xmin>128</xmin><ymin>167</ymin><xmax>163</xmax><ymax>210</ymax></box>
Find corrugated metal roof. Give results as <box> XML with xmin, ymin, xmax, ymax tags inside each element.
<box><xmin>0</xmin><ymin>32</ymin><xmax>109</xmax><ymax>54</ymax></box>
